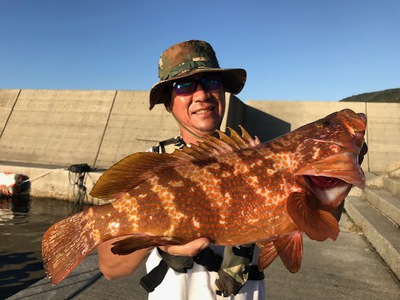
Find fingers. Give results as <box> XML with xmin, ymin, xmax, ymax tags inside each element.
<box><xmin>358</xmin><ymin>143</ymin><xmax>368</xmax><ymax>164</ymax></box>
<box><xmin>159</xmin><ymin>238</ymin><xmax>210</xmax><ymax>257</ymax></box>
<box><xmin>331</xmin><ymin>200</ymin><xmax>345</xmax><ymax>222</ymax></box>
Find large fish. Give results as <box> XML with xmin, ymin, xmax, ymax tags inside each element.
<box><xmin>42</xmin><ymin>109</ymin><xmax>367</xmax><ymax>285</ymax></box>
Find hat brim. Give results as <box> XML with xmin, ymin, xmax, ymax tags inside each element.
<box><xmin>149</xmin><ymin>68</ymin><xmax>246</xmax><ymax>110</ymax></box>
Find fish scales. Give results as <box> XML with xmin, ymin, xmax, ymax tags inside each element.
<box><xmin>111</xmin><ymin>150</ymin><xmax>287</xmax><ymax>243</ymax></box>
<box><xmin>42</xmin><ymin>109</ymin><xmax>367</xmax><ymax>284</ymax></box>
<box><xmin>143</xmin><ymin>148</ymin><xmax>288</xmax><ymax>242</ymax></box>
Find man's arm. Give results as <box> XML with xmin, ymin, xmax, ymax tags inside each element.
<box><xmin>97</xmin><ymin>236</ymin><xmax>210</xmax><ymax>280</ymax></box>
<box><xmin>97</xmin><ymin>237</ymin><xmax>152</xmax><ymax>280</ymax></box>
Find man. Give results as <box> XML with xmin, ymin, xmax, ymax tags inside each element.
<box><xmin>97</xmin><ymin>40</ymin><xmax>265</xmax><ymax>299</ymax></box>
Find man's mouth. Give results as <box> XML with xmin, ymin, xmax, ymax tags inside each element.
<box><xmin>193</xmin><ymin>107</ymin><xmax>215</xmax><ymax>114</ymax></box>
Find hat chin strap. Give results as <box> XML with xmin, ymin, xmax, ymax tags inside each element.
<box><xmin>171</xmin><ymin>111</ymin><xmax>205</xmax><ymax>142</ymax></box>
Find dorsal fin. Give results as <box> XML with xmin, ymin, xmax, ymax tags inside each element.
<box><xmin>89</xmin><ymin>152</ymin><xmax>183</xmax><ymax>200</ymax></box>
<box><xmin>178</xmin><ymin>126</ymin><xmax>261</xmax><ymax>160</ymax></box>
<box><xmin>90</xmin><ymin>126</ymin><xmax>261</xmax><ymax>200</ymax></box>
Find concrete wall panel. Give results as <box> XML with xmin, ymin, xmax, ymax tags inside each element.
<box><xmin>0</xmin><ymin>89</ymin><xmax>20</xmax><ymax>136</ymax></box>
<box><xmin>94</xmin><ymin>90</ymin><xmax>180</xmax><ymax>168</ymax></box>
<box><xmin>0</xmin><ymin>89</ymin><xmax>398</xmax><ymax>180</ymax></box>
<box><xmin>245</xmin><ymin>101</ymin><xmax>366</xmax><ymax>135</ymax></box>
<box><xmin>366</xmin><ymin>103</ymin><xmax>400</xmax><ymax>172</ymax></box>
<box><xmin>0</xmin><ymin>90</ymin><xmax>115</xmax><ymax>167</ymax></box>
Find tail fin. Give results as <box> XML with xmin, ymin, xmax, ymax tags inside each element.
<box><xmin>41</xmin><ymin>210</ymin><xmax>98</xmax><ymax>285</ymax></box>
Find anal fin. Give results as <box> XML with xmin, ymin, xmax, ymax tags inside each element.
<box><xmin>257</xmin><ymin>242</ymin><xmax>278</xmax><ymax>271</ymax></box>
<box><xmin>273</xmin><ymin>232</ymin><xmax>303</xmax><ymax>273</ymax></box>
<box><xmin>111</xmin><ymin>235</ymin><xmax>178</xmax><ymax>255</ymax></box>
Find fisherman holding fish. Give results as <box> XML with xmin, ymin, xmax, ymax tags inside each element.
<box><xmin>97</xmin><ymin>40</ymin><xmax>266</xmax><ymax>299</ymax></box>
<box><xmin>42</xmin><ymin>40</ymin><xmax>368</xmax><ymax>299</ymax></box>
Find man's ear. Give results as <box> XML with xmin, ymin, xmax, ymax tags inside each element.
<box><xmin>163</xmin><ymin>88</ymin><xmax>172</xmax><ymax>112</ymax></box>
<box><xmin>164</xmin><ymin>102</ymin><xmax>172</xmax><ymax>112</ymax></box>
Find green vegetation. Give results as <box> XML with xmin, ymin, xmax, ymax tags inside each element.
<box><xmin>340</xmin><ymin>88</ymin><xmax>400</xmax><ymax>103</ymax></box>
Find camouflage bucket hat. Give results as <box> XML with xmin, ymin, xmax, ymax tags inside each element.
<box><xmin>149</xmin><ymin>40</ymin><xmax>247</xmax><ymax>110</ymax></box>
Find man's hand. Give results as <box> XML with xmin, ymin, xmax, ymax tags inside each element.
<box><xmin>158</xmin><ymin>238</ymin><xmax>210</xmax><ymax>257</ymax></box>
<box><xmin>359</xmin><ymin>142</ymin><xmax>368</xmax><ymax>164</ymax></box>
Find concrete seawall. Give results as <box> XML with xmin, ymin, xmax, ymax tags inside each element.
<box><xmin>1</xmin><ymin>89</ymin><xmax>399</xmax><ymax>201</ymax></box>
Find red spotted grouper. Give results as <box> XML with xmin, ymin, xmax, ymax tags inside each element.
<box><xmin>41</xmin><ymin>108</ymin><xmax>367</xmax><ymax>285</ymax></box>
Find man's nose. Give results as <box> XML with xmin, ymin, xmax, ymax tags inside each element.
<box><xmin>192</xmin><ymin>84</ymin><xmax>208</xmax><ymax>101</ymax></box>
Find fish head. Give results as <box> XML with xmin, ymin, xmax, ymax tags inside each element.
<box><xmin>292</xmin><ymin>109</ymin><xmax>367</xmax><ymax>211</ymax></box>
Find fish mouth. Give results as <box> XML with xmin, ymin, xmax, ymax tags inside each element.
<box><xmin>302</xmin><ymin>175</ymin><xmax>353</xmax><ymax>210</ymax></box>
<box><xmin>295</xmin><ymin>151</ymin><xmax>365</xmax><ymax>210</ymax></box>
<box><xmin>306</xmin><ymin>175</ymin><xmax>348</xmax><ymax>189</ymax></box>
<box><xmin>295</xmin><ymin>152</ymin><xmax>365</xmax><ymax>189</ymax></box>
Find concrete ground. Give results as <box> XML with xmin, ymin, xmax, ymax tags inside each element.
<box><xmin>7</xmin><ymin>213</ymin><xmax>400</xmax><ymax>300</ymax></box>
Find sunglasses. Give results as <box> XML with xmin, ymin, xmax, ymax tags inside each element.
<box><xmin>172</xmin><ymin>78</ymin><xmax>222</xmax><ymax>96</ymax></box>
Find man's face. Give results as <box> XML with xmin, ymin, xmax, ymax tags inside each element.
<box><xmin>169</xmin><ymin>74</ymin><xmax>225</xmax><ymax>139</ymax></box>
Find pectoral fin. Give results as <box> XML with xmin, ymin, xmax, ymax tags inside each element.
<box><xmin>287</xmin><ymin>192</ymin><xmax>339</xmax><ymax>242</ymax></box>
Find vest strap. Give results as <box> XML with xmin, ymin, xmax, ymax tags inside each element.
<box><xmin>247</xmin><ymin>265</ymin><xmax>265</xmax><ymax>280</ymax></box>
<box><xmin>193</xmin><ymin>247</ymin><xmax>222</xmax><ymax>272</ymax></box>
<box><xmin>139</xmin><ymin>259</ymin><xmax>169</xmax><ymax>293</ymax></box>
<box><xmin>140</xmin><ymin>248</ymin><xmax>264</xmax><ymax>293</ymax></box>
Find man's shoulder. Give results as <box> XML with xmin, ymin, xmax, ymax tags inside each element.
<box><xmin>150</xmin><ymin>136</ymin><xmax>185</xmax><ymax>154</ymax></box>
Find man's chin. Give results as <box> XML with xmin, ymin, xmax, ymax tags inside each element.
<box><xmin>195</xmin><ymin>124</ymin><xmax>221</xmax><ymax>136</ymax></box>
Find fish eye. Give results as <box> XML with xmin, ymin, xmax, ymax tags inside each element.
<box><xmin>316</xmin><ymin>120</ymin><xmax>330</xmax><ymax>128</ymax></box>
<box><xmin>322</xmin><ymin>120</ymin><xmax>330</xmax><ymax>127</ymax></box>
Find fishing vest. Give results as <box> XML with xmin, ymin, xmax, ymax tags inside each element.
<box><xmin>141</xmin><ymin>137</ymin><xmax>264</xmax><ymax>297</ymax></box>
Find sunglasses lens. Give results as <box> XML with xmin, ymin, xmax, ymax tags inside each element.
<box><xmin>201</xmin><ymin>78</ymin><xmax>221</xmax><ymax>91</ymax></box>
<box><xmin>173</xmin><ymin>78</ymin><xmax>221</xmax><ymax>95</ymax></box>
<box><xmin>173</xmin><ymin>81</ymin><xmax>197</xmax><ymax>95</ymax></box>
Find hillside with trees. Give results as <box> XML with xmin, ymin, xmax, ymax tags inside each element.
<box><xmin>340</xmin><ymin>88</ymin><xmax>400</xmax><ymax>103</ymax></box>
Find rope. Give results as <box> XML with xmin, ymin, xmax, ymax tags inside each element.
<box><xmin>17</xmin><ymin>168</ymin><xmax>65</xmax><ymax>185</ymax></box>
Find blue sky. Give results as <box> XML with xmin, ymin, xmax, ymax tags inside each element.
<box><xmin>1</xmin><ymin>0</ymin><xmax>399</xmax><ymax>102</ymax></box>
